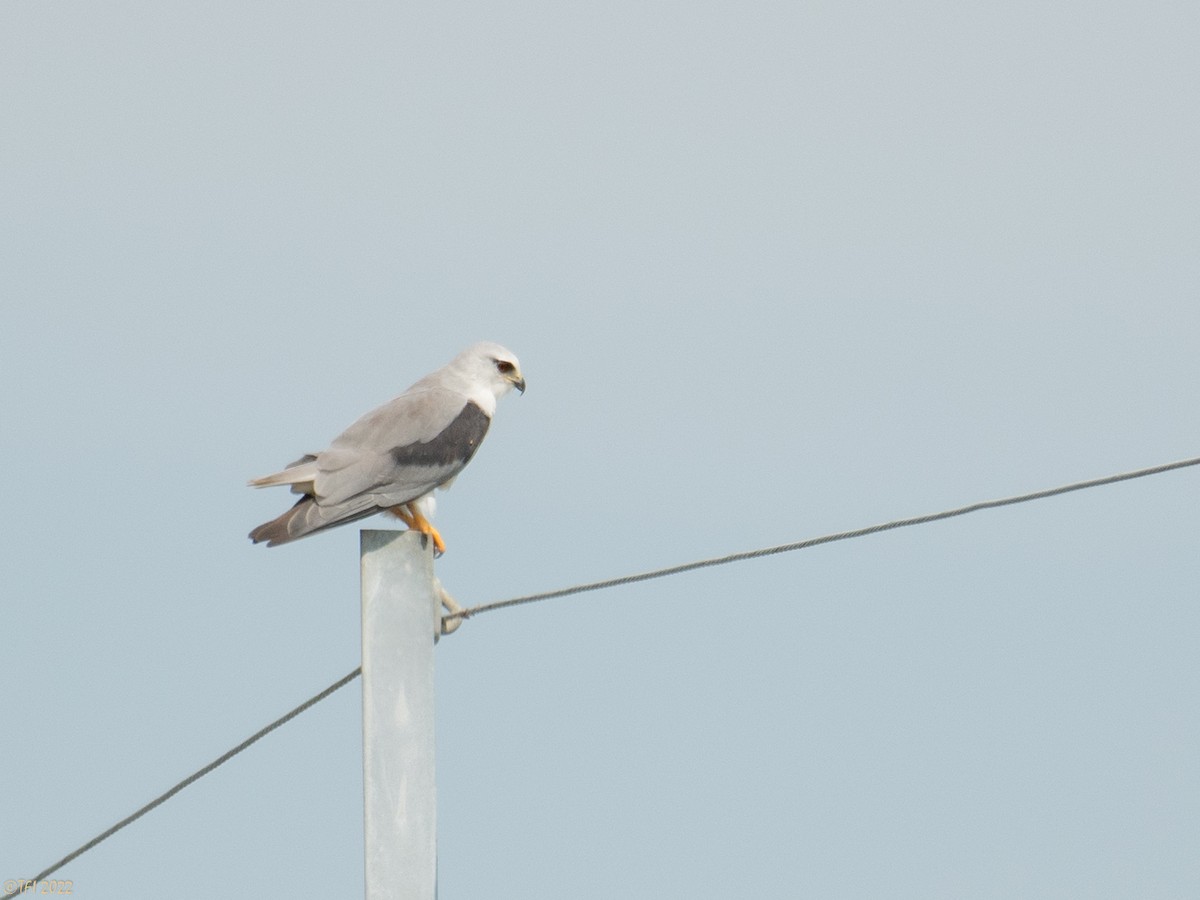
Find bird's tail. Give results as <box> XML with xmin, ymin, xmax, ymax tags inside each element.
<box><xmin>249</xmin><ymin>495</ymin><xmax>379</xmax><ymax>547</ymax></box>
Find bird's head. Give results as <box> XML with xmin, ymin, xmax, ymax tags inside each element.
<box><xmin>476</xmin><ymin>342</ymin><xmax>525</xmax><ymax>396</ymax></box>
<box><xmin>453</xmin><ymin>342</ymin><xmax>526</xmax><ymax>409</ymax></box>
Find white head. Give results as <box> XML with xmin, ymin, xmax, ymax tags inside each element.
<box><xmin>442</xmin><ymin>341</ymin><xmax>525</xmax><ymax>414</ymax></box>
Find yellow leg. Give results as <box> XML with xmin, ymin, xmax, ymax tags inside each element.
<box><xmin>387</xmin><ymin>503</ymin><xmax>446</xmax><ymax>555</ymax></box>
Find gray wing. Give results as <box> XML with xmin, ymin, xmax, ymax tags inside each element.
<box><xmin>249</xmin><ymin>398</ymin><xmax>491</xmax><ymax>546</ymax></box>
<box><xmin>332</xmin><ymin>384</ymin><xmax>471</xmax><ymax>451</ymax></box>
<box><xmin>322</xmin><ymin>397</ymin><xmax>491</xmax><ymax>506</ymax></box>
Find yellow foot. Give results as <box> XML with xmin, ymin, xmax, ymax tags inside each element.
<box><xmin>387</xmin><ymin>503</ymin><xmax>447</xmax><ymax>556</ymax></box>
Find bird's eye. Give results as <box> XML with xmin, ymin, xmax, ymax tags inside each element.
<box><xmin>495</xmin><ymin>359</ymin><xmax>515</xmax><ymax>374</ymax></box>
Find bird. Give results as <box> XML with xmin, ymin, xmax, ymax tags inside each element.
<box><xmin>248</xmin><ymin>341</ymin><xmax>525</xmax><ymax>552</ymax></box>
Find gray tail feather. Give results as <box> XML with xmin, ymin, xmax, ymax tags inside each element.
<box><xmin>249</xmin><ymin>496</ymin><xmax>382</xmax><ymax>547</ymax></box>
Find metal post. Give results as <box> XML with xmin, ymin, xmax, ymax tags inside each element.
<box><xmin>360</xmin><ymin>530</ymin><xmax>439</xmax><ymax>900</ymax></box>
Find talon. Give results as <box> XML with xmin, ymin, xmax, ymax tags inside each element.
<box><xmin>387</xmin><ymin>502</ymin><xmax>447</xmax><ymax>555</ymax></box>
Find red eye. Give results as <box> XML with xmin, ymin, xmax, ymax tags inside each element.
<box><xmin>496</xmin><ymin>360</ymin><xmax>515</xmax><ymax>374</ymax></box>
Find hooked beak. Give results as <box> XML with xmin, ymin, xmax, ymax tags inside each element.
<box><xmin>511</xmin><ymin>373</ymin><xmax>526</xmax><ymax>394</ymax></box>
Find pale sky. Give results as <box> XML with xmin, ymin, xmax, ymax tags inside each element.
<box><xmin>3</xmin><ymin>1</ymin><xmax>1199</xmax><ymax>897</ymax></box>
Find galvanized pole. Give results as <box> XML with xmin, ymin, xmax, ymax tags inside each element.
<box><xmin>360</xmin><ymin>530</ymin><xmax>439</xmax><ymax>900</ymax></box>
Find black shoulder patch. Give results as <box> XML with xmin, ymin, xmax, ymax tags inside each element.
<box><xmin>388</xmin><ymin>401</ymin><xmax>491</xmax><ymax>470</ymax></box>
